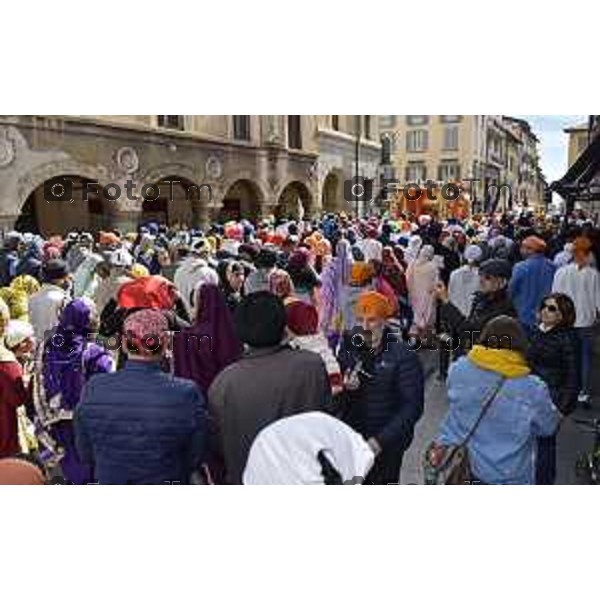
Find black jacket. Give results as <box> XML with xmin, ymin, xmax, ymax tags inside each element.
<box><xmin>440</xmin><ymin>289</ymin><xmax>517</xmax><ymax>352</ymax></box>
<box><xmin>337</xmin><ymin>330</ymin><xmax>425</xmax><ymax>453</ymax></box>
<box><xmin>527</xmin><ymin>326</ymin><xmax>579</xmax><ymax>415</ymax></box>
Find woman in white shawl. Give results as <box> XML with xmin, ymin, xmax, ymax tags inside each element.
<box><xmin>447</xmin><ymin>244</ymin><xmax>483</xmax><ymax>317</ymax></box>
<box><xmin>243</xmin><ymin>412</ymin><xmax>374</xmax><ymax>485</ymax></box>
<box><xmin>406</xmin><ymin>244</ymin><xmax>439</xmax><ymax>337</ymax></box>
<box><xmin>404</xmin><ymin>235</ymin><xmax>423</xmax><ymax>264</ymax></box>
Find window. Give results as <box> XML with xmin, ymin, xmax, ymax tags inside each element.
<box><xmin>331</xmin><ymin>115</ymin><xmax>339</xmax><ymax>131</ymax></box>
<box><xmin>158</xmin><ymin>115</ymin><xmax>184</xmax><ymax>130</ymax></box>
<box><xmin>406</xmin><ymin>129</ymin><xmax>428</xmax><ymax>152</ymax></box>
<box><xmin>381</xmin><ymin>134</ymin><xmax>393</xmax><ymax>163</ymax></box>
<box><xmin>233</xmin><ymin>116</ymin><xmax>251</xmax><ymax>141</ymax></box>
<box><xmin>443</xmin><ymin>126</ymin><xmax>459</xmax><ymax>150</ymax></box>
<box><xmin>440</xmin><ymin>115</ymin><xmax>462</xmax><ymax>123</ymax></box>
<box><xmin>438</xmin><ymin>161</ymin><xmax>461</xmax><ymax>181</ymax></box>
<box><xmin>288</xmin><ymin>115</ymin><xmax>302</xmax><ymax>149</ymax></box>
<box><xmin>380</xmin><ymin>115</ymin><xmax>397</xmax><ymax>128</ymax></box>
<box><xmin>405</xmin><ymin>161</ymin><xmax>427</xmax><ymax>182</ymax></box>
<box><xmin>364</xmin><ymin>116</ymin><xmax>372</xmax><ymax>139</ymax></box>
<box><xmin>406</xmin><ymin>115</ymin><xmax>429</xmax><ymax>126</ymax></box>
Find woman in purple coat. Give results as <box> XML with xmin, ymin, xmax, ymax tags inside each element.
<box><xmin>42</xmin><ymin>298</ymin><xmax>114</xmax><ymax>484</ymax></box>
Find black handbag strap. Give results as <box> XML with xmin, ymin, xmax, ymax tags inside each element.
<box><xmin>460</xmin><ymin>376</ymin><xmax>505</xmax><ymax>448</ymax></box>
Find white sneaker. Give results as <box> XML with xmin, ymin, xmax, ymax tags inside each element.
<box><xmin>578</xmin><ymin>392</ymin><xmax>592</xmax><ymax>408</ymax></box>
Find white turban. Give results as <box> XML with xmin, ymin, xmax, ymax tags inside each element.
<box><xmin>243</xmin><ymin>412</ymin><xmax>375</xmax><ymax>485</ymax></box>
<box><xmin>464</xmin><ymin>244</ymin><xmax>483</xmax><ymax>263</ymax></box>
<box><xmin>4</xmin><ymin>320</ymin><xmax>34</xmax><ymax>350</ymax></box>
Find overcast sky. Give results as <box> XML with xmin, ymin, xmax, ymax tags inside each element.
<box><xmin>514</xmin><ymin>115</ymin><xmax>588</xmax><ymax>183</ymax></box>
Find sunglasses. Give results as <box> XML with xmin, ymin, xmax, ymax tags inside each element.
<box><xmin>542</xmin><ymin>303</ymin><xmax>559</xmax><ymax>313</ymax></box>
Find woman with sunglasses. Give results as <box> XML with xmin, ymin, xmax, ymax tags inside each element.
<box><xmin>527</xmin><ymin>293</ymin><xmax>579</xmax><ymax>484</ymax></box>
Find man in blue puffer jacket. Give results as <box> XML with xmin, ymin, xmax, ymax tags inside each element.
<box><xmin>338</xmin><ymin>291</ymin><xmax>424</xmax><ymax>484</ymax></box>
<box><xmin>74</xmin><ymin>309</ymin><xmax>207</xmax><ymax>484</ymax></box>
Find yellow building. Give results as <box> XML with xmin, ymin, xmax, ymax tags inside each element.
<box><xmin>379</xmin><ymin>115</ymin><xmax>545</xmax><ymax>216</ymax></box>
<box><xmin>379</xmin><ymin>115</ymin><xmax>494</xmax><ymax>215</ymax></box>
<box><xmin>0</xmin><ymin>115</ymin><xmax>380</xmax><ymax>235</ymax></box>
<box><xmin>565</xmin><ymin>122</ymin><xmax>592</xmax><ymax>167</ymax></box>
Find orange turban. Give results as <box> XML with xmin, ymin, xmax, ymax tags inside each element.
<box><xmin>350</xmin><ymin>262</ymin><xmax>374</xmax><ymax>286</ymax></box>
<box><xmin>573</xmin><ymin>236</ymin><xmax>592</xmax><ymax>266</ymax></box>
<box><xmin>354</xmin><ymin>291</ymin><xmax>394</xmax><ymax>319</ymax></box>
<box><xmin>99</xmin><ymin>231</ymin><xmax>120</xmax><ymax>247</ymax></box>
<box><xmin>521</xmin><ymin>236</ymin><xmax>546</xmax><ymax>253</ymax></box>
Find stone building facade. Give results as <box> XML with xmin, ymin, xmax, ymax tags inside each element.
<box><xmin>0</xmin><ymin>115</ymin><xmax>380</xmax><ymax>235</ymax></box>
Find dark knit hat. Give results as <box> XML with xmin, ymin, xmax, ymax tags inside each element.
<box><xmin>234</xmin><ymin>291</ymin><xmax>285</xmax><ymax>348</ymax></box>
<box><xmin>479</xmin><ymin>258</ymin><xmax>512</xmax><ymax>280</ymax></box>
<box><xmin>42</xmin><ymin>259</ymin><xmax>69</xmax><ymax>282</ymax></box>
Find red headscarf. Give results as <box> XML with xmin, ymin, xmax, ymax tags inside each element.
<box><xmin>286</xmin><ymin>301</ymin><xmax>319</xmax><ymax>335</ymax></box>
<box><xmin>117</xmin><ymin>276</ymin><xmax>176</xmax><ymax>310</ymax></box>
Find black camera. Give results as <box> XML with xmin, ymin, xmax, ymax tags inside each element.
<box><xmin>344</xmin><ymin>176</ymin><xmax>373</xmax><ymax>203</ymax></box>
<box><xmin>43</xmin><ymin>176</ymin><xmax>73</xmax><ymax>202</ymax></box>
<box><xmin>342</xmin><ymin>326</ymin><xmax>373</xmax><ymax>356</ymax></box>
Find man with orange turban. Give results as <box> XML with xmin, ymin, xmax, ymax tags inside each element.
<box><xmin>509</xmin><ymin>235</ymin><xmax>556</xmax><ymax>332</ymax></box>
<box><xmin>572</xmin><ymin>236</ymin><xmax>593</xmax><ymax>267</ymax></box>
<box><xmin>336</xmin><ymin>290</ymin><xmax>425</xmax><ymax>484</ymax></box>
<box><xmin>353</xmin><ymin>290</ymin><xmax>394</xmax><ymax>321</ymax></box>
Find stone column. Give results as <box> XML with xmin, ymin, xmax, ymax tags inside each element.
<box><xmin>257</xmin><ymin>200</ymin><xmax>278</xmax><ymax>222</ymax></box>
<box><xmin>196</xmin><ymin>202</ymin><xmax>211</xmax><ymax>231</ymax></box>
<box><xmin>0</xmin><ymin>214</ymin><xmax>17</xmax><ymax>232</ymax></box>
<box><xmin>107</xmin><ymin>210</ymin><xmax>141</xmax><ymax>232</ymax></box>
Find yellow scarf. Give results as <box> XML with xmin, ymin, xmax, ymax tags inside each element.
<box><xmin>468</xmin><ymin>345</ymin><xmax>530</xmax><ymax>378</ymax></box>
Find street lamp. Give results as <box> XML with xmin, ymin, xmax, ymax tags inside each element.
<box><xmin>355</xmin><ymin>115</ymin><xmax>361</xmax><ymax>217</ymax></box>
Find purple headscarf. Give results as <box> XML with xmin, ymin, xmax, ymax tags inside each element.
<box><xmin>173</xmin><ymin>283</ymin><xmax>242</xmax><ymax>396</ymax></box>
<box><xmin>43</xmin><ymin>298</ymin><xmax>110</xmax><ymax>410</ymax></box>
<box><xmin>42</xmin><ymin>298</ymin><xmax>113</xmax><ymax>485</ymax></box>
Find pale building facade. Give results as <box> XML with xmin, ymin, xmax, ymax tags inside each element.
<box><xmin>565</xmin><ymin>122</ymin><xmax>592</xmax><ymax>167</ymax></box>
<box><xmin>379</xmin><ymin>115</ymin><xmax>545</xmax><ymax>215</ymax></box>
<box><xmin>0</xmin><ymin>115</ymin><xmax>380</xmax><ymax>235</ymax></box>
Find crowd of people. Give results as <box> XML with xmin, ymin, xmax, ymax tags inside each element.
<box><xmin>0</xmin><ymin>207</ymin><xmax>599</xmax><ymax>485</ymax></box>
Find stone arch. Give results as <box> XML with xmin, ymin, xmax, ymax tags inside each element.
<box><xmin>15</xmin><ymin>173</ymin><xmax>107</xmax><ymax>236</ymax></box>
<box><xmin>142</xmin><ymin>173</ymin><xmax>211</xmax><ymax>228</ymax></box>
<box><xmin>139</xmin><ymin>163</ymin><xmax>201</xmax><ymax>189</ymax></box>
<box><xmin>221</xmin><ymin>178</ymin><xmax>264</xmax><ymax>222</ymax></box>
<box><xmin>275</xmin><ymin>180</ymin><xmax>313</xmax><ymax>220</ymax></box>
<box><xmin>321</xmin><ymin>168</ymin><xmax>345</xmax><ymax>214</ymax></box>
<box><xmin>16</xmin><ymin>160</ymin><xmax>109</xmax><ymax>215</ymax></box>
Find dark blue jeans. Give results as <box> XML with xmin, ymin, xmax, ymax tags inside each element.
<box><xmin>576</xmin><ymin>327</ymin><xmax>594</xmax><ymax>395</ymax></box>
<box><xmin>536</xmin><ymin>434</ymin><xmax>557</xmax><ymax>485</ymax></box>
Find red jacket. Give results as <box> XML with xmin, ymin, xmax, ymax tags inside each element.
<box><xmin>0</xmin><ymin>361</ymin><xmax>29</xmax><ymax>458</ymax></box>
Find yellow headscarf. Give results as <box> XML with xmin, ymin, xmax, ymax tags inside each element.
<box><xmin>468</xmin><ymin>344</ymin><xmax>530</xmax><ymax>378</ymax></box>
<box><xmin>11</xmin><ymin>275</ymin><xmax>40</xmax><ymax>296</ymax></box>
<box><xmin>0</xmin><ymin>288</ymin><xmax>29</xmax><ymax>321</ymax></box>
<box><xmin>130</xmin><ymin>263</ymin><xmax>150</xmax><ymax>279</ymax></box>
<box><xmin>350</xmin><ymin>262</ymin><xmax>374</xmax><ymax>287</ymax></box>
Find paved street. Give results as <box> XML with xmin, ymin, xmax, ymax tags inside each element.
<box><xmin>402</xmin><ymin>342</ymin><xmax>600</xmax><ymax>485</ymax></box>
